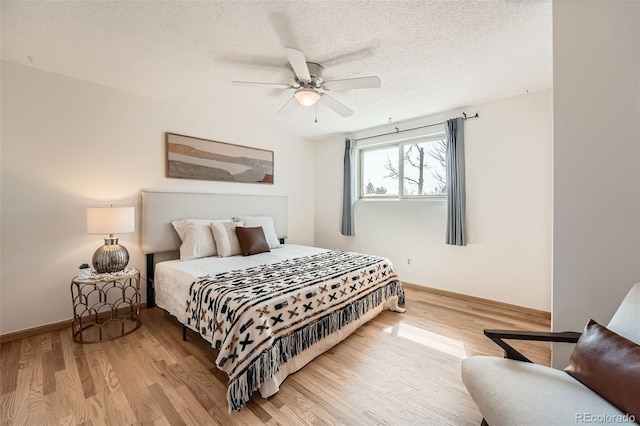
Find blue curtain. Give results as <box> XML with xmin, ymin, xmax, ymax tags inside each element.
<box><xmin>446</xmin><ymin>118</ymin><xmax>466</xmax><ymax>246</ymax></box>
<box><xmin>341</xmin><ymin>138</ymin><xmax>356</xmax><ymax>236</ymax></box>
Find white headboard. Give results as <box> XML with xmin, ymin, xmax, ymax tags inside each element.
<box><xmin>140</xmin><ymin>191</ymin><xmax>288</xmax><ymax>254</ymax></box>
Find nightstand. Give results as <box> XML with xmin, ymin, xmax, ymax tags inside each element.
<box><xmin>70</xmin><ymin>269</ymin><xmax>141</xmax><ymax>343</ymax></box>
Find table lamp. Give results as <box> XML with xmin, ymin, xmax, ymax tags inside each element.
<box><xmin>87</xmin><ymin>206</ymin><xmax>135</xmax><ymax>273</ymax></box>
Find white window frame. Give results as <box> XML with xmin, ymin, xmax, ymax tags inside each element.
<box><xmin>358</xmin><ymin>132</ymin><xmax>447</xmax><ymax>200</ymax></box>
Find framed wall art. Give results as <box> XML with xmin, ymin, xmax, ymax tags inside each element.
<box><xmin>166</xmin><ymin>133</ymin><xmax>274</xmax><ymax>184</ymax></box>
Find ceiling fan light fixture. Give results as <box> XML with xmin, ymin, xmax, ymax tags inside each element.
<box><xmin>294</xmin><ymin>88</ymin><xmax>320</xmax><ymax>106</ymax></box>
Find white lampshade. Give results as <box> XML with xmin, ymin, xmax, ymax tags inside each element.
<box><xmin>294</xmin><ymin>88</ymin><xmax>320</xmax><ymax>106</ymax></box>
<box><xmin>87</xmin><ymin>206</ymin><xmax>135</xmax><ymax>235</ymax></box>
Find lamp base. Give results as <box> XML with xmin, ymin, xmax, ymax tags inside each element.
<box><xmin>93</xmin><ymin>237</ymin><xmax>129</xmax><ymax>273</ymax></box>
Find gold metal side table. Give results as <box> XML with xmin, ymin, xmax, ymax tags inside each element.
<box><xmin>70</xmin><ymin>269</ymin><xmax>141</xmax><ymax>343</ymax></box>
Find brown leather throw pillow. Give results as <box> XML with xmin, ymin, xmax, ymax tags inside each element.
<box><xmin>235</xmin><ymin>226</ymin><xmax>271</xmax><ymax>256</ymax></box>
<box><xmin>564</xmin><ymin>319</ymin><xmax>640</xmax><ymax>419</ymax></box>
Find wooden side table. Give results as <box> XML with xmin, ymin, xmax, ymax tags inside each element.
<box><xmin>70</xmin><ymin>269</ymin><xmax>141</xmax><ymax>343</ymax></box>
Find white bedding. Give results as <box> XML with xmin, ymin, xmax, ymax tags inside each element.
<box><xmin>155</xmin><ymin>244</ymin><xmax>329</xmax><ymax>325</ymax></box>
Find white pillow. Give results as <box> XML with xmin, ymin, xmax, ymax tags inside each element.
<box><xmin>172</xmin><ymin>219</ymin><xmax>231</xmax><ymax>260</ymax></box>
<box><xmin>210</xmin><ymin>221</ymin><xmax>244</xmax><ymax>257</ymax></box>
<box><xmin>233</xmin><ymin>216</ymin><xmax>281</xmax><ymax>249</ymax></box>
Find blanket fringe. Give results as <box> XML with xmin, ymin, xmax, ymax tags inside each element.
<box><xmin>227</xmin><ymin>280</ymin><xmax>405</xmax><ymax>411</ymax></box>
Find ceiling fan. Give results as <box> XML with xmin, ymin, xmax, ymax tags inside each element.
<box><xmin>232</xmin><ymin>48</ymin><xmax>381</xmax><ymax>118</ymax></box>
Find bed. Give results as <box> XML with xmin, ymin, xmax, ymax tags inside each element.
<box><xmin>141</xmin><ymin>191</ymin><xmax>405</xmax><ymax>411</ymax></box>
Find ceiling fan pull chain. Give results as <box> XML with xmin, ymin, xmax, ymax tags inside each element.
<box><xmin>315</xmin><ymin>102</ymin><xmax>318</xmax><ymax>123</ymax></box>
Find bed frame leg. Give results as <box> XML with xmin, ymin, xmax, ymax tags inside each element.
<box><xmin>183</xmin><ymin>325</ymin><xmax>187</xmax><ymax>341</ymax></box>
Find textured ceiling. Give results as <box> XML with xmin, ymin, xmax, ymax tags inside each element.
<box><xmin>1</xmin><ymin>1</ymin><xmax>552</xmax><ymax>140</ymax></box>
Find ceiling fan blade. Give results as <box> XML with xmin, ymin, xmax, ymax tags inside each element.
<box><xmin>319</xmin><ymin>94</ymin><xmax>354</xmax><ymax>117</ymax></box>
<box><xmin>231</xmin><ymin>81</ymin><xmax>293</xmax><ymax>89</ymax></box>
<box><xmin>284</xmin><ymin>47</ymin><xmax>311</xmax><ymax>83</ymax></box>
<box><xmin>323</xmin><ymin>76</ymin><xmax>381</xmax><ymax>91</ymax></box>
<box><xmin>276</xmin><ymin>96</ymin><xmax>297</xmax><ymax>115</ymax></box>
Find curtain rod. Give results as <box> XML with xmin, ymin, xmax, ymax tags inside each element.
<box><xmin>354</xmin><ymin>112</ymin><xmax>479</xmax><ymax>142</ymax></box>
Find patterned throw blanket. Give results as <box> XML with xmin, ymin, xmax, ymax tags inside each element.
<box><xmin>185</xmin><ymin>250</ymin><xmax>405</xmax><ymax>411</ymax></box>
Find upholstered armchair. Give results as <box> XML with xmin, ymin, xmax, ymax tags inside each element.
<box><xmin>462</xmin><ymin>283</ymin><xmax>640</xmax><ymax>426</ymax></box>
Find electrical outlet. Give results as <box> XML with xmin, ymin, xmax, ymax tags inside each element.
<box><xmin>407</xmin><ymin>258</ymin><xmax>412</xmax><ymax>265</ymax></box>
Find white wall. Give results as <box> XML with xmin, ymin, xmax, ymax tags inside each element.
<box><xmin>0</xmin><ymin>61</ymin><xmax>315</xmax><ymax>335</ymax></box>
<box><xmin>552</xmin><ymin>1</ymin><xmax>640</xmax><ymax>367</ymax></box>
<box><xmin>314</xmin><ymin>90</ymin><xmax>552</xmax><ymax>311</ymax></box>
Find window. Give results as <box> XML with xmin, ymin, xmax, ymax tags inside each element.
<box><xmin>359</xmin><ymin>134</ymin><xmax>447</xmax><ymax>199</ymax></box>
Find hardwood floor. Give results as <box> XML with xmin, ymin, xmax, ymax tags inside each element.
<box><xmin>0</xmin><ymin>285</ymin><xmax>550</xmax><ymax>425</ymax></box>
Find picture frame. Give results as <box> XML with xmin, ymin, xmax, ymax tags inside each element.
<box><xmin>166</xmin><ymin>133</ymin><xmax>274</xmax><ymax>184</ymax></box>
